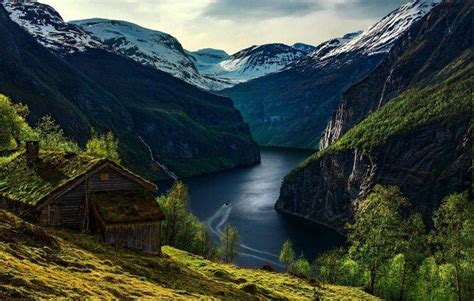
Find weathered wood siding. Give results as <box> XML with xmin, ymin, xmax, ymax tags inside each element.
<box><xmin>89</xmin><ymin>167</ymin><xmax>141</xmax><ymax>192</ymax></box>
<box><xmin>40</xmin><ymin>184</ymin><xmax>85</xmax><ymax>229</ymax></box>
<box><xmin>39</xmin><ymin>167</ymin><xmax>144</xmax><ymax>229</ymax></box>
<box><xmin>104</xmin><ymin>222</ymin><xmax>161</xmax><ymax>254</ymax></box>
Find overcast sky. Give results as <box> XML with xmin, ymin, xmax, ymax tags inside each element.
<box><xmin>41</xmin><ymin>0</ymin><xmax>410</xmax><ymax>54</ymax></box>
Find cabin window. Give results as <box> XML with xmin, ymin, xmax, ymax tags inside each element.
<box><xmin>100</xmin><ymin>172</ymin><xmax>110</xmax><ymax>181</ymax></box>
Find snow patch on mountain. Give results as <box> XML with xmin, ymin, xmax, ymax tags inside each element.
<box><xmin>203</xmin><ymin>43</ymin><xmax>307</xmax><ymax>83</ymax></box>
<box><xmin>72</xmin><ymin>19</ymin><xmax>231</xmax><ymax>91</ymax></box>
<box><xmin>186</xmin><ymin>48</ymin><xmax>229</xmax><ymax>73</ymax></box>
<box><xmin>292</xmin><ymin>43</ymin><xmax>316</xmax><ymax>53</ymax></box>
<box><xmin>3</xmin><ymin>2</ymin><xmax>103</xmax><ymax>54</ymax></box>
<box><xmin>322</xmin><ymin>0</ymin><xmax>441</xmax><ymax>59</ymax></box>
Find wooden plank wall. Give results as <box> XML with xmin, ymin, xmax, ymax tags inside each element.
<box><xmin>40</xmin><ymin>184</ymin><xmax>85</xmax><ymax>229</ymax></box>
<box><xmin>104</xmin><ymin>222</ymin><xmax>161</xmax><ymax>253</ymax></box>
<box><xmin>89</xmin><ymin>167</ymin><xmax>141</xmax><ymax>192</ymax></box>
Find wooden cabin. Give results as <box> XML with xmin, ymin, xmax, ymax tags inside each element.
<box><xmin>0</xmin><ymin>142</ymin><xmax>164</xmax><ymax>254</ymax></box>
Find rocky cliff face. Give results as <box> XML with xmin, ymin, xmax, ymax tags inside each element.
<box><xmin>276</xmin><ymin>0</ymin><xmax>472</xmax><ymax>231</ymax></box>
<box><xmin>321</xmin><ymin>0</ymin><xmax>472</xmax><ymax>149</ymax></box>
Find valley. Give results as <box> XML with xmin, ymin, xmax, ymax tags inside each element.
<box><xmin>0</xmin><ymin>0</ymin><xmax>472</xmax><ymax>300</ymax></box>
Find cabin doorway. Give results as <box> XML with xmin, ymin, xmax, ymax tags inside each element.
<box><xmin>48</xmin><ymin>204</ymin><xmax>62</xmax><ymax>226</ymax></box>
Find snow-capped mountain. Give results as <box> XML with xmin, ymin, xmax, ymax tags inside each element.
<box><xmin>186</xmin><ymin>48</ymin><xmax>229</xmax><ymax>73</ymax></box>
<box><xmin>222</xmin><ymin>0</ymin><xmax>441</xmax><ymax>149</ymax></box>
<box><xmin>71</xmin><ymin>19</ymin><xmax>231</xmax><ymax>91</ymax></box>
<box><xmin>292</xmin><ymin>43</ymin><xmax>316</xmax><ymax>53</ymax></box>
<box><xmin>3</xmin><ymin>2</ymin><xmax>103</xmax><ymax>54</ymax></box>
<box><xmin>309</xmin><ymin>31</ymin><xmax>362</xmax><ymax>59</ymax></box>
<box><xmin>202</xmin><ymin>43</ymin><xmax>307</xmax><ymax>83</ymax></box>
<box><xmin>317</xmin><ymin>0</ymin><xmax>440</xmax><ymax>61</ymax></box>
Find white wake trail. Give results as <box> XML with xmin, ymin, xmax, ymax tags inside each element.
<box><xmin>207</xmin><ymin>204</ymin><xmax>281</xmax><ymax>263</ymax></box>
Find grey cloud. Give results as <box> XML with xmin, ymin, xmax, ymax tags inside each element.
<box><xmin>203</xmin><ymin>0</ymin><xmax>322</xmax><ymax>21</ymax></box>
<box><xmin>336</xmin><ymin>0</ymin><xmax>411</xmax><ymax>19</ymax></box>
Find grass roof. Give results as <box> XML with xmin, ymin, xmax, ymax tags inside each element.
<box><xmin>0</xmin><ymin>151</ymin><xmax>103</xmax><ymax>206</ymax></box>
<box><xmin>91</xmin><ymin>190</ymin><xmax>164</xmax><ymax>224</ymax></box>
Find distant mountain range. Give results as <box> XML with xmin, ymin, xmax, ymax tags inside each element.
<box><xmin>0</xmin><ymin>2</ymin><xmax>260</xmax><ymax>180</ymax></box>
<box><xmin>4</xmin><ymin>3</ymin><xmax>314</xmax><ymax>91</ymax></box>
<box><xmin>221</xmin><ymin>0</ymin><xmax>441</xmax><ymax>149</ymax></box>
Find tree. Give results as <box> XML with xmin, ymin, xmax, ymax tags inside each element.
<box><xmin>158</xmin><ymin>181</ymin><xmax>189</xmax><ymax>247</ymax></box>
<box><xmin>432</xmin><ymin>192</ymin><xmax>470</xmax><ymax>301</ymax></box>
<box><xmin>0</xmin><ymin>95</ymin><xmax>34</xmax><ymax>151</ymax></box>
<box><xmin>85</xmin><ymin>129</ymin><xmax>120</xmax><ymax>162</ymax></box>
<box><xmin>347</xmin><ymin>185</ymin><xmax>409</xmax><ymax>294</ymax></box>
<box><xmin>279</xmin><ymin>240</ymin><xmax>295</xmax><ymax>271</ymax></box>
<box><xmin>292</xmin><ymin>253</ymin><xmax>312</xmax><ymax>278</ymax></box>
<box><xmin>220</xmin><ymin>224</ymin><xmax>239</xmax><ymax>263</ymax></box>
<box><xmin>35</xmin><ymin>115</ymin><xmax>80</xmax><ymax>153</ymax></box>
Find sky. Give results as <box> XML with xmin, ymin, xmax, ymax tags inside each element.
<box><xmin>40</xmin><ymin>0</ymin><xmax>410</xmax><ymax>54</ymax></box>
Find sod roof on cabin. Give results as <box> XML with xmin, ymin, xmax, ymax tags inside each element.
<box><xmin>0</xmin><ymin>152</ymin><xmax>103</xmax><ymax>206</ymax></box>
<box><xmin>0</xmin><ymin>151</ymin><xmax>156</xmax><ymax>207</ymax></box>
<box><xmin>91</xmin><ymin>190</ymin><xmax>164</xmax><ymax>224</ymax></box>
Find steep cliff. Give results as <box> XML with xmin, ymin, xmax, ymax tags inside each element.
<box><xmin>276</xmin><ymin>0</ymin><xmax>472</xmax><ymax>231</ymax></box>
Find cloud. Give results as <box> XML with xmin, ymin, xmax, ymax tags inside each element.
<box><xmin>203</xmin><ymin>0</ymin><xmax>322</xmax><ymax>21</ymax></box>
<box><xmin>335</xmin><ymin>0</ymin><xmax>410</xmax><ymax>18</ymax></box>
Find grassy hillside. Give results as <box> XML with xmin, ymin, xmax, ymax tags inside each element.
<box><xmin>0</xmin><ymin>209</ymin><xmax>377</xmax><ymax>300</ymax></box>
<box><xmin>288</xmin><ymin>77</ymin><xmax>471</xmax><ymax>179</ymax></box>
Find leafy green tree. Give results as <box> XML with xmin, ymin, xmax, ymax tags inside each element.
<box><xmin>220</xmin><ymin>224</ymin><xmax>239</xmax><ymax>263</ymax></box>
<box><xmin>158</xmin><ymin>181</ymin><xmax>189</xmax><ymax>247</ymax></box>
<box><xmin>347</xmin><ymin>185</ymin><xmax>409</xmax><ymax>293</ymax></box>
<box><xmin>292</xmin><ymin>253</ymin><xmax>312</xmax><ymax>278</ymax></box>
<box><xmin>279</xmin><ymin>240</ymin><xmax>295</xmax><ymax>271</ymax></box>
<box><xmin>431</xmin><ymin>192</ymin><xmax>470</xmax><ymax>301</ymax></box>
<box><xmin>85</xmin><ymin>129</ymin><xmax>120</xmax><ymax>162</ymax></box>
<box><xmin>35</xmin><ymin>115</ymin><xmax>80</xmax><ymax>153</ymax></box>
<box><xmin>0</xmin><ymin>95</ymin><xmax>34</xmax><ymax>151</ymax></box>
<box><xmin>314</xmin><ymin>249</ymin><xmax>340</xmax><ymax>284</ymax></box>
<box><xmin>194</xmin><ymin>227</ymin><xmax>219</xmax><ymax>260</ymax></box>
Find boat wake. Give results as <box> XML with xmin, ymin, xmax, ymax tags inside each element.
<box><xmin>206</xmin><ymin>203</ymin><xmax>283</xmax><ymax>268</ymax></box>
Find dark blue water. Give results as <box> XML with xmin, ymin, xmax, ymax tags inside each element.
<box><xmin>184</xmin><ymin>147</ymin><xmax>345</xmax><ymax>270</ymax></box>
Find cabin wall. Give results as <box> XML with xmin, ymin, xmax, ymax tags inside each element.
<box><xmin>89</xmin><ymin>167</ymin><xmax>142</xmax><ymax>192</ymax></box>
<box><xmin>38</xmin><ymin>167</ymin><xmax>146</xmax><ymax>229</ymax></box>
<box><xmin>39</xmin><ymin>184</ymin><xmax>85</xmax><ymax>229</ymax></box>
<box><xmin>104</xmin><ymin>222</ymin><xmax>161</xmax><ymax>254</ymax></box>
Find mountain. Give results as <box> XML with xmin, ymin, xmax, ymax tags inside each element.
<box><xmin>71</xmin><ymin>18</ymin><xmax>230</xmax><ymax>91</ymax></box>
<box><xmin>291</xmin><ymin>43</ymin><xmax>316</xmax><ymax>53</ymax></box>
<box><xmin>4</xmin><ymin>2</ymin><xmax>103</xmax><ymax>54</ymax></box>
<box><xmin>202</xmin><ymin>43</ymin><xmax>308</xmax><ymax>85</ymax></box>
<box><xmin>308</xmin><ymin>31</ymin><xmax>362</xmax><ymax>59</ymax></box>
<box><xmin>0</xmin><ymin>2</ymin><xmax>260</xmax><ymax>180</ymax></box>
<box><xmin>275</xmin><ymin>0</ymin><xmax>472</xmax><ymax>231</ymax></box>
<box><xmin>186</xmin><ymin>48</ymin><xmax>229</xmax><ymax>73</ymax></box>
<box><xmin>221</xmin><ymin>0</ymin><xmax>440</xmax><ymax>149</ymax></box>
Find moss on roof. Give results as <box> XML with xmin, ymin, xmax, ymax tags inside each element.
<box><xmin>92</xmin><ymin>190</ymin><xmax>164</xmax><ymax>224</ymax></box>
<box><xmin>0</xmin><ymin>151</ymin><xmax>103</xmax><ymax>206</ymax></box>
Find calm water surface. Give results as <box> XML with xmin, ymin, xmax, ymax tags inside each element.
<box><xmin>184</xmin><ymin>147</ymin><xmax>345</xmax><ymax>270</ymax></box>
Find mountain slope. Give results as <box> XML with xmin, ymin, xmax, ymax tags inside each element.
<box><xmin>0</xmin><ymin>209</ymin><xmax>379</xmax><ymax>300</ymax></box>
<box><xmin>221</xmin><ymin>0</ymin><xmax>439</xmax><ymax>149</ymax></box>
<box><xmin>186</xmin><ymin>48</ymin><xmax>229</xmax><ymax>73</ymax></box>
<box><xmin>203</xmin><ymin>43</ymin><xmax>307</xmax><ymax>84</ymax></box>
<box><xmin>0</xmin><ymin>3</ymin><xmax>260</xmax><ymax>180</ymax></box>
<box><xmin>275</xmin><ymin>0</ymin><xmax>472</xmax><ymax>231</ymax></box>
<box><xmin>71</xmin><ymin>19</ymin><xmax>229</xmax><ymax>91</ymax></box>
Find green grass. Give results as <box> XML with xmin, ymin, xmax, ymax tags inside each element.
<box><xmin>0</xmin><ymin>209</ymin><xmax>378</xmax><ymax>300</ymax></box>
<box><xmin>0</xmin><ymin>152</ymin><xmax>101</xmax><ymax>205</ymax></box>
